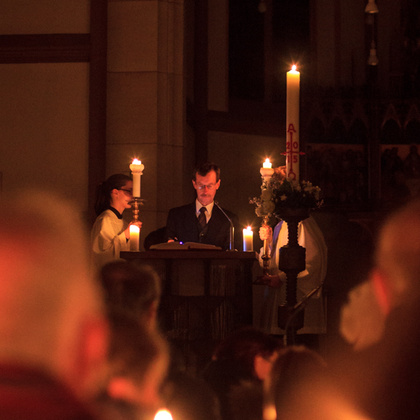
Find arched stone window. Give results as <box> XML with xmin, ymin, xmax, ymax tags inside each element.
<box><xmin>380</xmin><ymin>119</ymin><xmax>402</xmax><ymax>144</ymax></box>
<box><xmin>305</xmin><ymin>117</ymin><xmax>325</xmax><ymax>144</ymax></box>
<box><xmin>348</xmin><ymin>119</ymin><xmax>367</xmax><ymax>144</ymax></box>
<box><xmin>326</xmin><ymin>117</ymin><xmax>347</xmax><ymax>144</ymax></box>
<box><xmin>404</xmin><ymin>119</ymin><xmax>420</xmax><ymax>144</ymax></box>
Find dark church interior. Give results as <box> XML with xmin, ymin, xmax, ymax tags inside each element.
<box><xmin>1</xmin><ymin>1</ymin><xmax>420</xmax><ymax>419</ymax></box>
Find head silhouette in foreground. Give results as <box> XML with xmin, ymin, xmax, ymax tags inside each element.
<box><xmin>0</xmin><ymin>189</ymin><xmax>109</xmax><ymax>419</ymax></box>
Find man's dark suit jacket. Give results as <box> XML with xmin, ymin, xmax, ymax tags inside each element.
<box><xmin>165</xmin><ymin>202</ymin><xmax>240</xmax><ymax>250</ymax></box>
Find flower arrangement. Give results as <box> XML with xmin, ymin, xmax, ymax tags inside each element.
<box><xmin>250</xmin><ymin>166</ymin><xmax>323</xmax><ymax>219</ymax></box>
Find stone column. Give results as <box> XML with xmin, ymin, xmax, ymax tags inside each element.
<box><xmin>107</xmin><ymin>0</ymin><xmax>185</xmax><ymax>248</ymax></box>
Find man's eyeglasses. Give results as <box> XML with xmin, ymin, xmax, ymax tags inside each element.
<box><xmin>118</xmin><ymin>188</ymin><xmax>133</xmax><ymax>195</ymax></box>
<box><xmin>196</xmin><ymin>184</ymin><xmax>216</xmax><ymax>190</ymax></box>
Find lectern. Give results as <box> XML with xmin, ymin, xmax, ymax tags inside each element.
<box><xmin>121</xmin><ymin>249</ymin><xmax>258</xmax><ymax>368</ymax></box>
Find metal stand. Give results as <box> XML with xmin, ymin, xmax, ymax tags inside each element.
<box><xmin>129</xmin><ymin>197</ymin><xmax>145</xmax><ymax>252</ymax></box>
<box><xmin>131</xmin><ymin>197</ymin><xmax>145</xmax><ymax>223</ymax></box>
<box><xmin>261</xmin><ymin>215</ymin><xmax>271</xmax><ymax>275</ymax></box>
<box><xmin>277</xmin><ymin>207</ymin><xmax>309</xmax><ymax>345</ymax></box>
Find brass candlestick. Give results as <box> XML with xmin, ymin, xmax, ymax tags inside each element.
<box><xmin>260</xmin><ymin>161</ymin><xmax>274</xmax><ymax>275</ymax></box>
<box><xmin>129</xmin><ymin>197</ymin><xmax>145</xmax><ymax>252</ymax></box>
<box><xmin>131</xmin><ymin>197</ymin><xmax>145</xmax><ymax>223</ymax></box>
<box><xmin>261</xmin><ymin>215</ymin><xmax>271</xmax><ymax>275</ymax></box>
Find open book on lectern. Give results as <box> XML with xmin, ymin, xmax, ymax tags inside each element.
<box><xmin>149</xmin><ymin>242</ymin><xmax>222</xmax><ymax>250</ymax></box>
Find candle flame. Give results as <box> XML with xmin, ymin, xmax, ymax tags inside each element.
<box><xmin>131</xmin><ymin>158</ymin><xmax>142</xmax><ymax>165</ymax></box>
<box><xmin>129</xmin><ymin>224</ymin><xmax>140</xmax><ymax>233</ymax></box>
<box><xmin>263</xmin><ymin>158</ymin><xmax>272</xmax><ymax>169</ymax></box>
<box><xmin>291</xmin><ymin>64</ymin><xmax>297</xmax><ymax>71</ymax></box>
<box><xmin>154</xmin><ymin>409</ymin><xmax>173</xmax><ymax>420</ymax></box>
<box><xmin>246</xmin><ymin>226</ymin><xmax>252</xmax><ymax>231</ymax></box>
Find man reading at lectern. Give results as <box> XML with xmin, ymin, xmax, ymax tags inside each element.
<box><xmin>165</xmin><ymin>162</ymin><xmax>239</xmax><ymax>250</ymax></box>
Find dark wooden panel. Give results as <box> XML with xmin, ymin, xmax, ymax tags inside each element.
<box><xmin>0</xmin><ymin>34</ymin><xmax>90</xmax><ymax>63</ymax></box>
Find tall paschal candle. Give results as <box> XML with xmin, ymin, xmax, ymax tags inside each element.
<box><xmin>286</xmin><ymin>65</ymin><xmax>300</xmax><ymax>181</ymax></box>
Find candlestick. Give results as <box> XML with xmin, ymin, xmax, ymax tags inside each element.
<box><xmin>286</xmin><ymin>65</ymin><xmax>300</xmax><ymax>181</ymax></box>
<box><xmin>129</xmin><ymin>158</ymin><xmax>144</xmax><ymax>198</ymax></box>
<box><xmin>243</xmin><ymin>226</ymin><xmax>253</xmax><ymax>251</ymax></box>
<box><xmin>129</xmin><ymin>224</ymin><xmax>140</xmax><ymax>251</ymax></box>
<box><xmin>259</xmin><ymin>158</ymin><xmax>274</xmax><ymax>272</ymax></box>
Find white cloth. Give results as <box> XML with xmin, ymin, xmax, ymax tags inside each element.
<box><xmin>255</xmin><ymin>216</ymin><xmax>328</xmax><ymax>335</ymax></box>
<box><xmin>91</xmin><ymin>209</ymin><xmax>129</xmax><ymax>269</ymax></box>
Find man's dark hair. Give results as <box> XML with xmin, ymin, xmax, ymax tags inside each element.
<box><xmin>192</xmin><ymin>162</ymin><xmax>220</xmax><ymax>182</ymax></box>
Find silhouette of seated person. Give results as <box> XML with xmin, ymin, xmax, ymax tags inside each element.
<box><xmin>99</xmin><ymin>260</ymin><xmax>162</xmax><ymax>331</ymax></box>
<box><xmin>262</xmin><ymin>345</ymin><xmax>329</xmax><ymax>420</ymax></box>
<box><xmin>202</xmin><ymin>327</ymin><xmax>282</xmax><ymax>420</ymax></box>
<box><xmin>162</xmin><ymin>372</ymin><xmax>222</xmax><ymax>420</ymax></box>
<box><xmin>333</xmin><ymin>198</ymin><xmax>420</xmax><ymax>420</ymax></box>
<box><xmin>93</xmin><ymin>312</ymin><xmax>169</xmax><ymax>420</ymax></box>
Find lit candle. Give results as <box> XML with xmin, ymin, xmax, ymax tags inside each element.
<box><xmin>243</xmin><ymin>226</ymin><xmax>253</xmax><ymax>251</ymax></box>
<box><xmin>263</xmin><ymin>158</ymin><xmax>272</xmax><ymax>168</ymax></box>
<box><xmin>286</xmin><ymin>65</ymin><xmax>300</xmax><ymax>181</ymax></box>
<box><xmin>154</xmin><ymin>409</ymin><xmax>173</xmax><ymax>420</ymax></box>
<box><xmin>260</xmin><ymin>158</ymin><xmax>274</xmax><ymax>181</ymax></box>
<box><xmin>129</xmin><ymin>158</ymin><xmax>144</xmax><ymax>198</ymax></box>
<box><xmin>129</xmin><ymin>224</ymin><xmax>140</xmax><ymax>251</ymax></box>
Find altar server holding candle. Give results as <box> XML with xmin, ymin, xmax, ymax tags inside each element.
<box><xmin>91</xmin><ymin>174</ymin><xmax>142</xmax><ymax>268</ymax></box>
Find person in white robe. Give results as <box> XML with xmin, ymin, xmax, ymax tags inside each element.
<box><xmin>91</xmin><ymin>174</ymin><xmax>139</xmax><ymax>269</ymax></box>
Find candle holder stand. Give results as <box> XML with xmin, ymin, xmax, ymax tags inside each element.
<box><xmin>276</xmin><ymin>207</ymin><xmax>309</xmax><ymax>345</ymax></box>
<box><xmin>129</xmin><ymin>197</ymin><xmax>145</xmax><ymax>252</ymax></box>
<box><xmin>259</xmin><ymin>165</ymin><xmax>274</xmax><ymax>275</ymax></box>
<box><xmin>131</xmin><ymin>197</ymin><xmax>145</xmax><ymax>224</ymax></box>
<box><xmin>261</xmin><ymin>215</ymin><xmax>271</xmax><ymax>275</ymax></box>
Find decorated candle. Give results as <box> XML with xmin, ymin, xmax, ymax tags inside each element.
<box><xmin>129</xmin><ymin>224</ymin><xmax>140</xmax><ymax>251</ymax></box>
<box><xmin>260</xmin><ymin>158</ymin><xmax>274</xmax><ymax>181</ymax></box>
<box><xmin>129</xmin><ymin>158</ymin><xmax>144</xmax><ymax>198</ymax></box>
<box><xmin>286</xmin><ymin>65</ymin><xmax>300</xmax><ymax>181</ymax></box>
<box><xmin>243</xmin><ymin>226</ymin><xmax>254</xmax><ymax>251</ymax></box>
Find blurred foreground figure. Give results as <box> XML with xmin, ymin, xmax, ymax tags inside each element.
<box><xmin>265</xmin><ymin>200</ymin><xmax>420</xmax><ymax>420</ymax></box>
<box><xmin>202</xmin><ymin>327</ymin><xmax>282</xmax><ymax>420</ymax></box>
<box><xmin>94</xmin><ymin>312</ymin><xmax>169</xmax><ymax>420</ymax></box>
<box><xmin>335</xmin><ymin>198</ymin><xmax>420</xmax><ymax>419</ymax></box>
<box><xmin>162</xmin><ymin>372</ymin><xmax>222</xmax><ymax>420</ymax></box>
<box><xmin>263</xmin><ymin>345</ymin><xmax>328</xmax><ymax>420</ymax></box>
<box><xmin>0</xmin><ymin>190</ymin><xmax>109</xmax><ymax>420</ymax></box>
<box><xmin>99</xmin><ymin>260</ymin><xmax>162</xmax><ymax>331</ymax></box>
<box><xmin>261</xmin><ymin>346</ymin><xmax>371</xmax><ymax>420</ymax></box>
